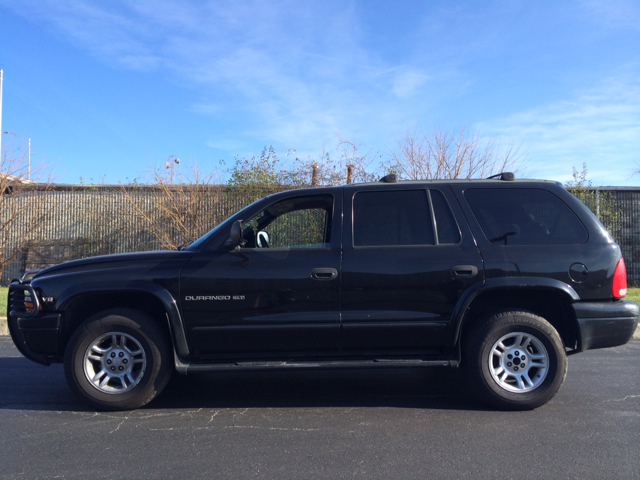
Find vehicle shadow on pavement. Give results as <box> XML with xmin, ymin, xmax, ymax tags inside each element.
<box><xmin>0</xmin><ymin>355</ymin><xmax>492</xmax><ymax>412</ymax></box>
<box><xmin>150</xmin><ymin>366</ymin><xmax>490</xmax><ymax>411</ymax></box>
<box><xmin>0</xmin><ymin>357</ymin><xmax>79</xmax><ymax>410</ymax></box>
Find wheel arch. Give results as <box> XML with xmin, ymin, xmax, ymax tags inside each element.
<box><xmin>452</xmin><ymin>278</ymin><xmax>580</xmax><ymax>356</ymax></box>
<box><xmin>57</xmin><ymin>283</ymin><xmax>189</xmax><ymax>357</ymax></box>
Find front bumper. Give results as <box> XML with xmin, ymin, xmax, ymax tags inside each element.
<box><xmin>8</xmin><ymin>313</ymin><xmax>63</xmax><ymax>365</ymax></box>
<box><xmin>573</xmin><ymin>300</ymin><xmax>639</xmax><ymax>352</ymax></box>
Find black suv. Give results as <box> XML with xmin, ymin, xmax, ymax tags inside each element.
<box><xmin>7</xmin><ymin>174</ymin><xmax>639</xmax><ymax>411</ymax></box>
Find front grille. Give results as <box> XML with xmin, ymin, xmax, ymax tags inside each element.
<box><xmin>8</xmin><ymin>285</ymin><xmax>40</xmax><ymax>317</ymax></box>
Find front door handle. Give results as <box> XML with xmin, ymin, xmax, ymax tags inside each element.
<box><xmin>450</xmin><ymin>265</ymin><xmax>478</xmax><ymax>278</ymax></box>
<box><xmin>311</xmin><ymin>267</ymin><xmax>338</xmax><ymax>281</ymax></box>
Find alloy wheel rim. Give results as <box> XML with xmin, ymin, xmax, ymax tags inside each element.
<box><xmin>83</xmin><ymin>332</ymin><xmax>147</xmax><ymax>394</ymax></box>
<box><xmin>488</xmin><ymin>332</ymin><xmax>549</xmax><ymax>393</ymax></box>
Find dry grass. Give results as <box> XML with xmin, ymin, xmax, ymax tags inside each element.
<box><xmin>1</xmin><ymin>146</ymin><xmax>54</xmax><ymax>273</ymax></box>
<box><xmin>626</xmin><ymin>287</ymin><xmax>640</xmax><ymax>305</ymax></box>
<box><xmin>120</xmin><ymin>163</ymin><xmax>224</xmax><ymax>250</ymax></box>
<box><xmin>0</xmin><ymin>286</ymin><xmax>7</xmax><ymax>316</ymax></box>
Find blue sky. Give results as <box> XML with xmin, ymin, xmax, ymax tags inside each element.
<box><xmin>0</xmin><ymin>0</ymin><xmax>639</xmax><ymax>185</ymax></box>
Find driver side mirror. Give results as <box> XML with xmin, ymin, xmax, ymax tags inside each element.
<box><xmin>220</xmin><ymin>220</ymin><xmax>244</xmax><ymax>252</ymax></box>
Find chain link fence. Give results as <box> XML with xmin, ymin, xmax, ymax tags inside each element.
<box><xmin>0</xmin><ymin>185</ymin><xmax>265</xmax><ymax>284</ymax></box>
<box><xmin>2</xmin><ymin>184</ymin><xmax>640</xmax><ymax>285</ymax></box>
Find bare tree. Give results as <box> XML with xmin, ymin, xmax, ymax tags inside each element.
<box><xmin>286</xmin><ymin>138</ymin><xmax>380</xmax><ymax>187</ymax></box>
<box><xmin>390</xmin><ymin>127</ymin><xmax>524</xmax><ymax>180</ymax></box>
<box><xmin>328</xmin><ymin>135</ymin><xmax>379</xmax><ymax>184</ymax></box>
<box><xmin>227</xmin><ymin>139</ymin><xmax>383</xmax><ymax>193</ymax></box>
<box><xmin>0</xmin><ymin>145</ymin><xmax>54</xmax><ymax>275</ymax></box>
<box><xmin>120</xmin><ymin>162</ymin><xmax>224</xmax><ymax>250</ymax></box>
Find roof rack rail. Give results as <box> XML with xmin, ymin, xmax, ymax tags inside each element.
<box><xmin>486</xmin><ymin>172</ymin><xmax>515</xmax><ymax>181</ymax></box>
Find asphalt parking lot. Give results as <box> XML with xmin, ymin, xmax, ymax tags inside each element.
<box><xmin>0</xmin><ymin>336</ymin><xmax>639</xmax><ymax>479</ymax></box>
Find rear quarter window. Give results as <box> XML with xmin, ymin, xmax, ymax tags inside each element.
<box><xmin>464</xmin><ymin>188</ymin><xmax>588</xmax><ymax>245</ymax></box>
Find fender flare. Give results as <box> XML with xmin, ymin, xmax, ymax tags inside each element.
<box><xmin>56</xmin><ymin>280</ymin><xmax>190</xmax><ymax>357</ymax></box>
<box><xmin>450</xmin><ymin>277</ymin><xmax>579</xmax><ymax>350</ymax></box>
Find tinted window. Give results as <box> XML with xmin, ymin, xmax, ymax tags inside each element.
<box><xmin>353</xmin><ymin>190</ymin><xmax>434</xmax><ymax>246</ymax></box>
<box><xmin>465</xmin><ymin>188</ymin><xmax>587</xmax><ymax>245</ymax></box>
<box><xmin>430</xmin><ymin>190</ymin><xmax>461</xmax><ymax>244</ymax></box>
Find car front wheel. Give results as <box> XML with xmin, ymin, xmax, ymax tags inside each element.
<box><xmin>64</xmin><ymin>309</ymin><xmax>172</xmax><ymax>411</ymax></box>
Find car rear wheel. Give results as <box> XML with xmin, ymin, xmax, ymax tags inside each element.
<box><xmin>64</xmin><ymin>309</ymin><xmax>172</xmax><ymax>411</ymax></box>
<box><xmin>465</xmin><ymin>311</ymin><xmax>567</xmax><ymax>410</ymax></box>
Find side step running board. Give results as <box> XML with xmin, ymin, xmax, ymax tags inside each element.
<box><xmin>174</xmin><ymin>352</ymin><xmax>454</xmax><ymax>374</ymax></box>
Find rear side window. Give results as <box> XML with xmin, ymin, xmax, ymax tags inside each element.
<box><xmin>464</xmin><ymin>188</ymin><xmax>587</xmax><ymax>245</ymax></box>
<box><xmin>353</xmin><ymin>190</ymin><xmax>434</xmax><ymax>246</ymax></box>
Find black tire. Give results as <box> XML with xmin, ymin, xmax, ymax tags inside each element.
<box><xmin>465</xmin><ymin>311</ymin><xmax>567</xmax><ymax>411</ymax></box>
<box><xmin>64</xmin><ymin>308</ymin><xmax>173</xmax><ymax>411</ymax></box>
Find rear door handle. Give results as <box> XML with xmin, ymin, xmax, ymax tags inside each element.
<box><xmin>311</xmin><ymin>267</ymin><xmax>338</xmax><ymax>281</ymax></box>
<box><xmin>450</xmin><ymin>265</ymin><xmax>478</xmax><ymax>278</ymax></box>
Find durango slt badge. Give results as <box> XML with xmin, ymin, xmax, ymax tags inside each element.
<box><xmin>184</xmin><ymin>295</ymin><xmax>245</xmax><ymax>301</ymax></box>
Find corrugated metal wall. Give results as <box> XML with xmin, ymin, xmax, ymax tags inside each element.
<box><xmin>0</xmin><ymin>185</ymin><xmax>264</xmax><ymax>284</ymax></box>
<box><xmin>607</xmin><ymin>189</ymin><xmax>640</xmax><ymax>284</ymax></box>
<box><xmin>2</xmin><ymin>185</ymin><xmax>640</xmax><ymax>284</ymax></box>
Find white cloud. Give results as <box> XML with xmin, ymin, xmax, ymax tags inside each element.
<box><xmin>478</xmin><ymin>72</ymin><xmax>640</xmax><ymax>185</ymax></box>
<box><xmin>1</xmin><ymin>0</ymin><xmax>447</xmax><ymax>146</ymax></box>
<box><xmin>391</xmin><ymin>68</ymin><xmax>431</xmax><ymax>99</ymax></box>
<box><xmin>5</xmin><ymin>0</ymin><xmax>638</xmax><ymax>185</ymax></box>
<box><xmin>579</xmin><ymin>0</ymin><xmax>640</xmax><ymax>30</ymax></box>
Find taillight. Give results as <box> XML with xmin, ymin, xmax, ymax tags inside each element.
<box><xmin>612</xmin><ymin>258</ymin><xmax>627</xmax><ymax>298</ymax></box>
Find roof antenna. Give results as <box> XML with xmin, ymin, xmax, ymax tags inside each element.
<box><xmin>487</xmin><ymin>172</ymin><xmax>515</xmax><ymax>181</ymax></box>
<box><xmin>379</xmin><ymin>173</ymin><xmax>397</xmax><ymax>183</ymax></box>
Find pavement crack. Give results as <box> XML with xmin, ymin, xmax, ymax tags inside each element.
<box><xmin>232</xmin><ymin>408</ymin><xmax>249</xmax><ymax>426</ymax></box>
<box><xmin>224</xmin><ymin>425</ymin><xmax>320</xmax><ymax>432</ymax></box>
<box><xmin>109</xmin><ymin>415</ymin><xmax>130</xmax><ymax>434</ymax></box>
<box><xmin>605</xmin><ymin>394</ymin><xmax>640</xmax><ymax>403</ymax></box>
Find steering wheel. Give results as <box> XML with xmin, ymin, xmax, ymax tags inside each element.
<box><xmin>257</xmin><ymin>231</ymin><xmax>270</xmax><ymax>248</ymax></box>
